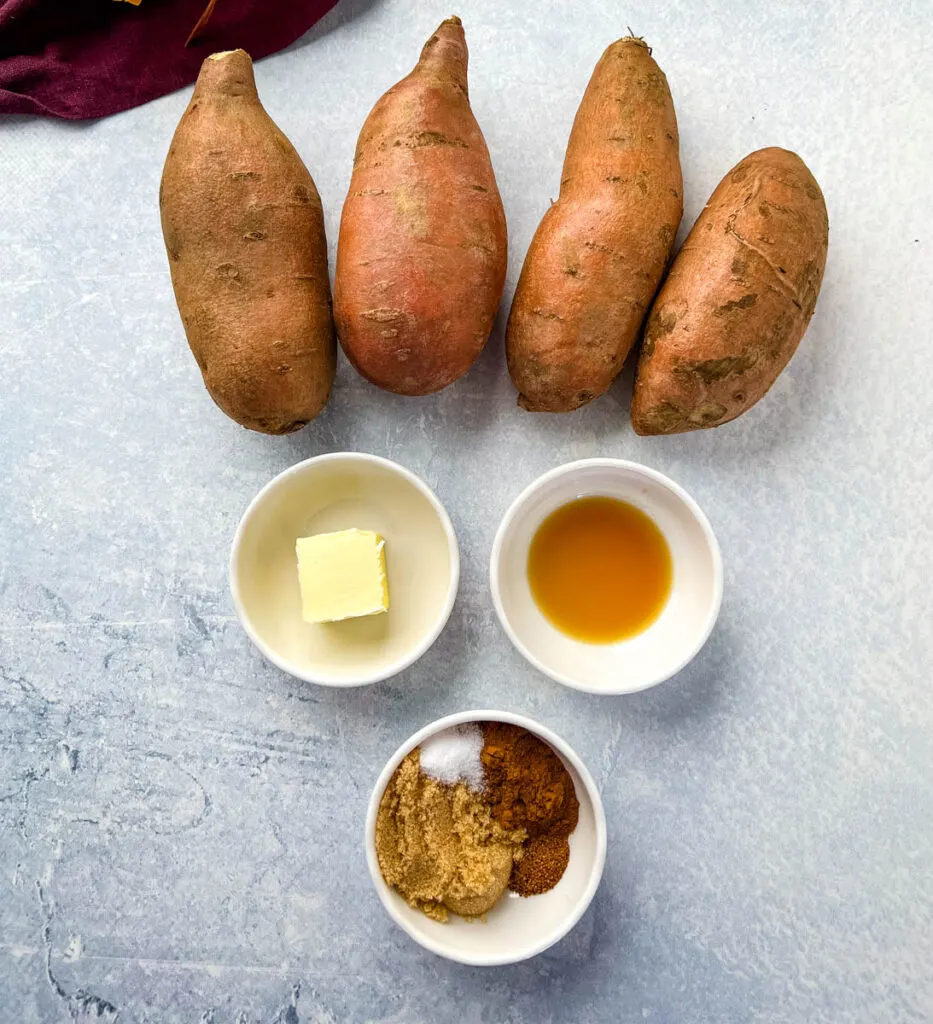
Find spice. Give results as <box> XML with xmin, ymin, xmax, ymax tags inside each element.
<box><xmin>419</xmin><ymin>723</ymin><xmax>485</xmax><ymax>790</ymax></box>
<box><xmin>510</xmin><ymin>833</ymin><xmax>570</xmax><ymax>895</ymax></box>
<box><xmin>480</xmin><ymin>723</ymin><xmax>580</xmax><ymax>897</ymax></box>
<box><xmin>374</xmin><ymin>750</ymin><xmax>525</xmax><ymax>922</ymax></box>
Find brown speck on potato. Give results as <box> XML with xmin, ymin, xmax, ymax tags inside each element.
<box><xmin>650</xmin><ymin>310</ymin><xmax>678</xmax><ymax>336</ymax></box>
<box><xmin>360</xmin><ymin>308</ymin><xmax>406</xmax><ymax>324</ymax></box>
<box><xmin>688</xmin><ymin>401</ymin><xmax>728</xmax><ymax>425</ymax></box>
<box><xmin>714</xmin><ymin>293</ymin><xmax>758</xmax><ymax>315</ymax></box>
<box><xmin>406</xmin><ymin>130</ymin><xmax>468</xmax><ymax>149</ymax></box>
<box><xmin>259</xmin><ymin>417</ymin><xmax>309</xmax><ymax>435</ymax></box>
<box><xmin>583</xmin><ymin>240</ymin><xmax>613</xmax><ymax>255</ymax></box>
<box><xmin>690</xmin><ymin>354</ymin><xmax>757</xmax><ymax>383</ymax></box>
<box><xmin>217</xmin><ymin>262</ymin><xmax>240</xmax><ymax>281</ymax></box>
<box><xmin>648</xmin><ymin>401</ymin><xmax>685</xmax><ymax>433</ymax></box>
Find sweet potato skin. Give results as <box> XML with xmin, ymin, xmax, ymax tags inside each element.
<box><xmin>334</xmin><ymin>17</ymin><xmax>507</xmax><ymax>396</ymax></box>
<box><xmin>631</xmin><ymin>147</ymin><xmax>828</xmax><ymax>434</ymax></box>
<box><xmin>506</xmin><ymin>37</ymin><xmax>682</xmax><ymax>413</ymax></box>
<box><xmin>160</xmin><ymin>50</ymin><xmax>336</xmax><ymax>435</ymax></box>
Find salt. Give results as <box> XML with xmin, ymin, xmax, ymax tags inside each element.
<box><xmin>419</xmin><ymin>723</ymin><xmax>485</xmax><ymax>791</ymax></box>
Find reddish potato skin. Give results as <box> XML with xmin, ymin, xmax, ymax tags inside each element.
<box><xmin>631</xmin><ymin>147</ymin><xmax>829</xmax><ymax>434</ymax></box>
<box><xmin>160</xmin><ymin>50</ymin><xmax>335</xmax><ymax>435</ymax></box>
<box><xmin>506</xmin><ymin>37</ymin><xmax>682</xmax><ymax>412</ymax></box>
<box><xmin>334</xmin><ymin>17</ymin><xmax>507</xmax><ymax>396</ymax></box>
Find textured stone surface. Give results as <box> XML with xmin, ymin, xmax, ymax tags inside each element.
<box><xmin>1</xmin><ymin>1</ymin><xmax>931</xmax><ymax>1021</ymax></box>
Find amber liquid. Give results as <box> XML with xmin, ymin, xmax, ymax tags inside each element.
<box><xmin>527</xmin><ymin>496</ymin><xmax>673</xmax><ymax>644</ymax></box>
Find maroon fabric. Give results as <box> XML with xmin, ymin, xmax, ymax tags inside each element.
<box><xmin>0</xmin><ymin>0</ymin><xmax>339</xmax><ymax>120</ymax></box>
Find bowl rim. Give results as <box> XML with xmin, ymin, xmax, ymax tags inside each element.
<box><xmin>489</xmin><ymin>458</ymin><xmax>724</xmax><ymax>696</ymax></box>
<box><xmin>364</xmin><ymin>708</ymin><xmax>608</xmax><ymax>966</ymax></box>
<box><xmin>229</xmin><ymin>451</ymin><xmax>460</xmax><ymax>688</ymax></box>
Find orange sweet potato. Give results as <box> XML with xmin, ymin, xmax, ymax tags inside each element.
<box><xmin>631</xmin><ymin>147</ymin><xmax>828</xmax><ymax>434</ymax></box>
<box><xmin>506</xmin><ymin>37</ymin><xmax>682</xmax><ymax>412</ymax></box>
<box><xmin>160</xmin><ymin>50</ymin><xmax>336</xmax><ymax>434</ymax></box>
<box><xmin>334</xmin><ymin>17</ymin><xmax>507</xmax><ymax>396</ymax></box>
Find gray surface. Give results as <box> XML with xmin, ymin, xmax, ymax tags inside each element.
<box><xmin>1</xmin><ymin>0</ymin><xmax>931</xmax><ymax>1020</ymax></box>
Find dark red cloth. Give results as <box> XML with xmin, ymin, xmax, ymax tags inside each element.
<box><xmin>0</xmin><ymin>0</ymin><xmax>339</xmax><ymax>120</ymax></box>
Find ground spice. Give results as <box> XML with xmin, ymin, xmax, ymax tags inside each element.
<box><xmin>374</xmin><ymin>749</ymin><xmax>525</xmax><ymax>921</ymax></box>
<box><xmin>480</xmin><ymin>723</ymin><xmax>580</xmax><ymax>897</ymax></box>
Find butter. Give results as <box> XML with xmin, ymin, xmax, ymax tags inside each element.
<box><xmin>296</xmin><ymin>528</ymin><xmax>389</xmax><ymax>624</ymax></box>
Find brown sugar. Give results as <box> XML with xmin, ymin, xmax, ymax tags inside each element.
<box><xmin>374</xmin><ymin>749</ymin><xmax>525</xmax><ymax>921</ymax></box>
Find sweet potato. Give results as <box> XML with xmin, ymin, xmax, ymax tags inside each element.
<box><xmin>506</xmin><ymin>37</ymin><xmax>682</xmax><ymax>412</ymax></box>
<box><xmin>631</xmin><ymin>147</ymin><xmax>828</xmax><ymax>434</ymax></box>
<box><xmin>334</xmin><ymin>17</ymin><xmax>507</xmax><ymax>396</ymax></box>
<box><xmin>160</xmin><ymin>50</ymin><xmax>336</xmax><ymax>434</ymax></box>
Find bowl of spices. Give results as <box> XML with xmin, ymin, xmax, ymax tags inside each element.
<box><xmin>490</xmin><ymin>459</ymin><xmax>722</xmax><ymax>694</ymax></box>
<box><xmin>365</xmin><ymin>710</ymin><xmax>607</xmax><ymax>965</ymax></box>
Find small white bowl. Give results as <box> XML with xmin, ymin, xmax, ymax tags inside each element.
<box><xmin>230</xmin><ymin>453</ymin><xmax>459</xmax><ymax>687</ymax></box>
<box><xmin>365</xmin><ymin>710</ymin><xmax>607</xmax><ymax>966</ymax></box>
<box><xmin>490</xmin><ymin>459</ymin><xmax>722</xmax><ymax>695</ymax></box>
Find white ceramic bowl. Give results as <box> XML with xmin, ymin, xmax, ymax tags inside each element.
<box><xmin>365</xmin><ymin>710</ymin><xmax>606</xmax><ymax>965</ymax></box>
<box><xmin>490</xmin><ymin>459</ymin><xmax>722</xmax><ymax>695</ymax></box>
<box><xmin>230</xmin><ymin>453</ymin><xmax>459</xmax><ymax>686</ymax></box>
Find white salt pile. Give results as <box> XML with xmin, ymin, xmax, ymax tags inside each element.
<box><xmin>419</xmin><ymin>723</ymin><xmax>485</xmax><ymax>791</ymax></box>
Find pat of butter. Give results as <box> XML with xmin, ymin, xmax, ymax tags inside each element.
<box><xmin>296</xmin><ymin>528</ymin><xmax>389</xmax><ymax>624</ymax></box>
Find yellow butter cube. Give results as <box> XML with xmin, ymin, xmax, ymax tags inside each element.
<box><xmin>296</xmin><ymin>529</ymin><xmax>389</xmax><ymax>624</ymax></box>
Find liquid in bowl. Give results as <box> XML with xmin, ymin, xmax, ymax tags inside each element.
<box><xmin>527</xmin><ymin>496</ymin><xmax>672</xmax><ymax>643</ymax></box>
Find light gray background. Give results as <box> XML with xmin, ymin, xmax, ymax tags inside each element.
<box><xmin>2</xmin><ymin>0</ymin><xmax>931</xmax><ymax>1021</ymax></box>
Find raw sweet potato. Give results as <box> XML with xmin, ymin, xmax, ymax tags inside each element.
<box><xmin>334</xmin><ymin>17</ymin><xmax>507</xmax><ymax>396</ymax></box>
<box><xmin>160</xmin><ymin>50</ymin><xmax>336</xmax><ymax>434</ymax></box>
<box><xmin>631</xmin><ymin>147</ymin><xmax>828</xmax><ymax>434</ymax></box>
<box><xmin>506</xmin><ymin>37</ymin><xmax>682</xmax><ymax>412</ymax></box>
